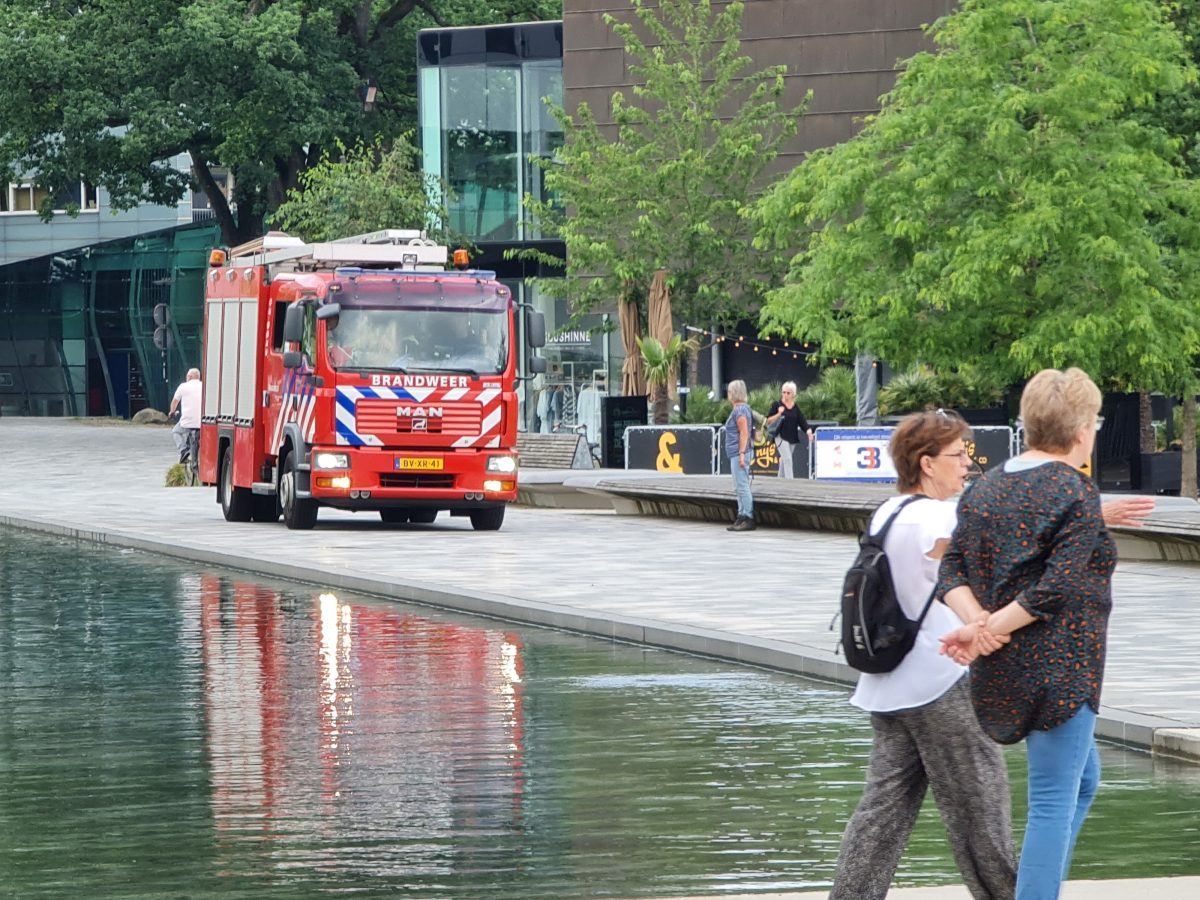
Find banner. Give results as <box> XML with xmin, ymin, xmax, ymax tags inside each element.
<box><xmin>964</xmin><ymin>426</ymin><xmax>1013</xmax><ymax>472</ymax></box>
<box><xmin>625</xmin><ymin>425</ymin><xmax>717</xmax><ymax>474</ymax></box>
<box><xmin>813</xmin><ymin>427</ymin><xmax>897</xmax><ymax>482</ymax></box>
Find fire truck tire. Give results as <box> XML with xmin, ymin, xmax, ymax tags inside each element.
<box><xmin>251</xmin><ymin>493</ymin><xmax>280</xmax><ymax>523</ymax></box>
<box><xmin>280</xmin><ymin>453</ymin><xmax>318</xmax><ymax>530</ymax></box>
<box><xmin>220</xmin><ymin>451</ymin><xmax>253</xmax><ymax>522</ymax></box>
<box><xmin>469</xmin><ymin>507</ymin><xmax>505</xmax><ymax>531</ymax></box>
<box><xmin>408</xmin><ymin>509</ymin><xmax>438</xmax><ymax>525</ymax></box>
<box><xmin>379</xmin><ymin>508</ymin><xmax>408</xmax><ymax>524</ymax></box>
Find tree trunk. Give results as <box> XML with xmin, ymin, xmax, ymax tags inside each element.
<box><xmin>190</xmin><ymin>149</ymin><xmax>243</xmax><ymax>246</ymax></box>
<box><xmin>652</xmin><ymin>384</ymin><xmax>670</xmax><ymax>424</ymax></box>
<box><xmin>1139</xmin><ymin>390</ymin><xmax>1155</xmax><ymax>452</ymax></box>
<box><xmin>1182</xmin><ymin>393</ymin><xmax>1197</xmax><ymax>499</ymax></box>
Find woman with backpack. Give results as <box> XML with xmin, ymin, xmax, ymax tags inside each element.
<box><xmin>830</xmin><ymin>408</ymin><xmax>1017</xmax><ymax>900</ymax></box>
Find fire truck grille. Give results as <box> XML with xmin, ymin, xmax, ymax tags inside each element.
<box><xmin>356</xmin><ymin>399</ymin><xmax>482</xmax><ymax>438</ymax></box>
<box><xmin>379</xmin><ymin>473</ymin><xmax>457</xmax><ymax>489</ymax></box>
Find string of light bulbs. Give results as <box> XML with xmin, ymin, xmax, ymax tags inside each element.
<box><xmin>682</xmin><ymin>325</ymin><xmax>852</xmax><ymax>364</ymax></box>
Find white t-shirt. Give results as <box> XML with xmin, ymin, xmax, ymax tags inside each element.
<box><xmin>173</xmin><ymin>380</ymin><xmax>203</xmax><ymax>429</ymax></box>
<box><xmin>849</xmin><ymin>494</ymin><xmax>968</xmax><ymax>713</ymax></box>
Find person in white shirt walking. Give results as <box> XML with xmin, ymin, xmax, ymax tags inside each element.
<box><xmin>169</xmin><ymin>368</ymin><xmax>202</xmax><ymax>470</ymax></box>
<box><xmin>830</xmin><ymin>408</ymin><xmax>1016</xmax><ymax>900</ymax></box>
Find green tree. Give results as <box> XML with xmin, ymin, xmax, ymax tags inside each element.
<box><xmin>271</xmin><ymin>137</ymin><xmax>451</xmax><ymax>242</ymax></box>
<box><xmin>521</xmin><ymin>0</ymin><xmax>805</xmax><ymax>333</ymax></box>
<box><xmin>755</xmin><ymin>0</ymin><xmax>1200</xmax><ymax>396</ymax></box>
<box><xmin>0</xmin><ymin>0</ymin><xmax>560</xmax><ymax>246</ymax></box>
<box><xmin>637</xmin><ymin>334</ymin><xmax>698</xmax><ymax>424</ymax></box>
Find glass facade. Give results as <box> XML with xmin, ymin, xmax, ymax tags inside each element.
<box><xmin>418</xmin><ymin>22</ymin><xmax>621</xmax><ymax>436</ymax></box>
<box><xmin>419</xmin><ymin>23</ymin><xmax>563</xmax><ymax>243</ymax></box>
<box><xmin>0</xmin><ymin>225</ymin><xmax>218</xmax><ymax>418</ymax></box>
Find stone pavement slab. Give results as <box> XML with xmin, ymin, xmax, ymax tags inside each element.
<box><xmin>633</xmin><ymin>874</ymin><xmax>1200</xmax><ymax>899</ymax></box>
<box><xmin>2</xmin><ymin>418</ymin><xmax>1200</xmax><ymax>761</ymax></box>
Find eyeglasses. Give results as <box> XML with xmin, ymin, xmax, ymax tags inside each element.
<box><xmin>939</xmin><ymin>450</ymin><xmax>970</xmax><ymax>461</ymax></box>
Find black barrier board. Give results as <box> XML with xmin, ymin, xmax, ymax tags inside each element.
<box><xmin>626</xmin><ymin>426</ymin><xmax>716</xmax><ymax>474</ymax></box>
<box><xmin>601</xmin><ymin>396</ymin><xmax>648</xmax><ymax>468</ymax></box>
<box><xmin>715</xmin><ymin>432</ymin><xmax>814</xmax><ymax>476</ymax></box>
<box><xmin>966</xmin><ymin>427</ymin><xmax>1012</xmax><ymax>472</ymax></box>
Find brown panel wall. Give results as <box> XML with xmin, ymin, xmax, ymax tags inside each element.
<box><xmin>563</xmin><ymin>0</ymin><xmax>956</xmax><ymax>162</ymax></box>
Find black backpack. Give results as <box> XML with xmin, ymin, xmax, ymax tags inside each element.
<box><xmin>835</xmin><ymin>495</ymin><xmax>936</xmax><ymax>674</ymax></box>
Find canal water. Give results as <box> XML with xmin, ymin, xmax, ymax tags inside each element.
<box><xmin>1</xmin><ymin>528</ymin><xmax>1198</xmax><ymax>898</ymax></box>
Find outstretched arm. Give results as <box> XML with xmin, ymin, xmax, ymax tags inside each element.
<box><xmin>1102</xmin><ymin>497</ymin><xmax>1155</xmax><ymax>528</ymax></box>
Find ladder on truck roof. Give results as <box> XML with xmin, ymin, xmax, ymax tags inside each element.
<box><xmin>227</xmin><ymin>229</ymin><xmax>448</xmax><ymax>271</ymax></box>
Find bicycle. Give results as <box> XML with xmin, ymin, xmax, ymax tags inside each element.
<box><xmin>183</xmin><ymin>427</ymin><xmax>200</xmax><ymax>486</ymax></box>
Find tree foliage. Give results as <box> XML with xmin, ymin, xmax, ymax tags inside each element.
<box><xmin>523</xmin><ymin>0</ymin><xmax>805</xmax><ymax>330</ymax></box>
<box><xmin>0</xmin><ymin>0</ymin><xmax>561</xmax><ymax>245</ymax></box>
<box><xmin>270</xmin><ymin>137</ymin><xmax>450</xmax><ymax>243</ymax></box>
<box><xmin>754</xmin><ymin>0</ymin><xmax>1200</xmax><ymax>397</ymax></box>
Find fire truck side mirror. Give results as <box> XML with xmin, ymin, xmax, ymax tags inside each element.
<box><xmin>316</xmin><ymin>303</ymin><xmax>341</xmax><ymax>321</ymax></box>
<box><xmin>528</xmin><ymin>355</ymin><xmax>548</xmax><ymax>376</ymax></box>
<box><xmin>282</xmin><ymin>303</ymin><xmax>304</xmax><ymax>344</ymax></box>
<box><xmin>526</xmin><ymin>310</ymin><xmax>546</xmax><ymax>348</ymax></box>
<box><xmin>282</xmin><ymin>350</ymin><xmax>303</xmax><ymax>370</ymax></box>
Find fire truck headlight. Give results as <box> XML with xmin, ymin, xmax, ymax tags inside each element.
<box><xmin>486</xmin><ymin>455</ymin><xmax>518</xmax><ymax>474</ymax></box>
<box><xmin>484</xmin><ymin>479</ymin><xmax>514</xmax><ymax>493</ymax></box>
<box><xmin>314</xmin><ymin>452</ymin><xmax>350</xmax><ymax>470</ymax></box>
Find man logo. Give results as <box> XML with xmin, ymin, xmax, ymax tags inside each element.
<box><xmin>396</xmin><ymin>406</ymin><xmax>444</xmax><ymax>418</ymax></box>
<box><xmin>412</xmin><ymin>419</ymin><xmax>428</xmax><ymax>431</ymax></box>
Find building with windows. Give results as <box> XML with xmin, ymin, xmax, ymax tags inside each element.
<box><xmin>0</xmin><ymin>156</ymin><xmax>224</xmax><ymax>418</ymax></box>
<box><xmin>418</xmin><ymin>3</ymin><xmax>958</xmax><ymax>428</ymax></box>
<box><xmin>418</xmin><ymin>20</ymin><xmax>617</xmax><ymax>435</ymax></box>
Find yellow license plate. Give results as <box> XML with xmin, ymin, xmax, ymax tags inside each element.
<box><xmin>395</xmin><ymin>457</ymin><xmax>444</xmax><ymax>471</ymax></box>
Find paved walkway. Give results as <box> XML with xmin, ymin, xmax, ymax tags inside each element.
<box><xmin>4</xmin><ymin>418</ymin><xmax>1200</xmax><ymax>897</ymax></box>
<box><xmin>636</xmin><ymin>877</ymin><xmax>1200</xmax><ymax>899</ymax></box>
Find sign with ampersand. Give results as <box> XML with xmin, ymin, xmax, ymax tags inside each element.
<box><xmin>625</xmin><ymin>425</ymin><xmax>717</xmax><ymax>474</ymax></box>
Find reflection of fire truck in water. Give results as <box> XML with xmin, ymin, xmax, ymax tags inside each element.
<box><xmin>193</xmin><ymin>573</ymin><xmax>526</xmax><ymax>871</ymax></box>
<box><xmin>198</xmin><ymin>229</ymin><xmax>547</xmax><ymax>530</ymax></box>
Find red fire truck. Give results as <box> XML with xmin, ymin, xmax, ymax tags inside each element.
<box><xmin>198</xmin><ymin>229</ymin><xmax>546</xmax><ymax>531</ymax></box>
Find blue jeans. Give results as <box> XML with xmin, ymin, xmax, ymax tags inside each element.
<box><xmin>1017</xmin><ymin>705</ymin><xmax>1100</xmax><ymax>900</ymax></box>
<box><xmin>730</xmin><ymin>451</ymin><xmax>753</xmax><ymax>518</ymax></box>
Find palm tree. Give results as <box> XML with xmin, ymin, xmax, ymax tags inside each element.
<box><xmin>637</xmin><ymin>334</ymin><xmax>699</xmax><ymax>424</ymax></box>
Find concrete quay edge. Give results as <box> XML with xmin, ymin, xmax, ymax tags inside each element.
<box><xmin>4</xmin><ymin>508</ymin><xmax>1199</xmax><ymax>766</ymax></box>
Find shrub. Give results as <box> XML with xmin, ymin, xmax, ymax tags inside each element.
<box><xmin>879</xmin><ymin>366</ymin><xmax>943</xmax><ymax>415</ymax></box>
<box><xmin>674</xmin><ymin>389</ymin><xmax>730</xmax><ymax>424</ymax></box>
<box><xmin>797</xmin><ymin>366</ymin><xmax>856</xmax><ymax>423</ymax></box>
<box><xmin>880</xmin><ymin>365</ymin><xmax>1006</xmax><ymax>415</ymax></box>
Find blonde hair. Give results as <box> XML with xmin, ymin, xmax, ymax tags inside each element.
<box><xmin>782</xmin><ymin>380</ymin><xmax>797</xmax><ymax>394</ymax></box>
<box><xmin>1020</xmin><ymin>368</ymin><xmax>1101</xmax><ymax>453</ymax></box>
<box><xmin>727</xmin><ymin>379</ymin><xmax>748</xmax><ymax>403</ymax></box>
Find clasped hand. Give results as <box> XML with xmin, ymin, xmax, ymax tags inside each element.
<box><xmin>939</xmin><ymin>615</ymin><xmax>1010</xmax><ymax>665</ymax></box>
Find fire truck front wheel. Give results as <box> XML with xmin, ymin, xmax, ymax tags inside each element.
<box><xmin>469</xmin><ymin>506</ymin><xmax>505</xmax><ymax>531</ymax></box>
<box><xmin>219</xmin><ymin>451</ymin><xmax>253</xmax><ymax>523</ymax></box>
<box><xmin>280</xmin><ymin>452</ymin><xmax>318</xmax><ymax>530</ymax></box>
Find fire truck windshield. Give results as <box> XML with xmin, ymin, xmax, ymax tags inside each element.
<box><xmin>326</xmin><ymin>306</ymin><xmax>509</xmax><ymax>375</ymax></box>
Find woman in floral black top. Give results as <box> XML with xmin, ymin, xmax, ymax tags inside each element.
<box><xmin>937</xmin><ymin>368</ymin><xmax>1117</xmax><ymax>900</ymax></box>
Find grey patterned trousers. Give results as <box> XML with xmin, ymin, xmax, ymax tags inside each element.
<box><xmin>830</xmin><ymin>676</ymin><xmax>1016</xmax><ymax>900</ymax></box>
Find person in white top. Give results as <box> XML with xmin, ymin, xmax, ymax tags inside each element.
<box><xmin>830</xmin><ymin>408</ymin><xmax>1017</xmax><ymax>900</ymax></box>
<box><xmin>169</xmin><ymin>368</ymin><xmax>203</xmax><ymax>465</ymax></box>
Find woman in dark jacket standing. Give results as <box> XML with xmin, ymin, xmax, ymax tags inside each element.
<box><xmin>765</xmin><ymin>380</ymin><xmax>813</xmax><ymax>478</ymax></box>
<box><xmin>938</xmin><ymin>367</ymin><xmax>1115</xmax><ymax>900</ymax></box>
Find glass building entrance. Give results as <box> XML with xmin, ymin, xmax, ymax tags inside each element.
<box><xmin>418</xmin><ymin>22</ymin><xmax>621</xmax><ymax>438</ymax></box>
